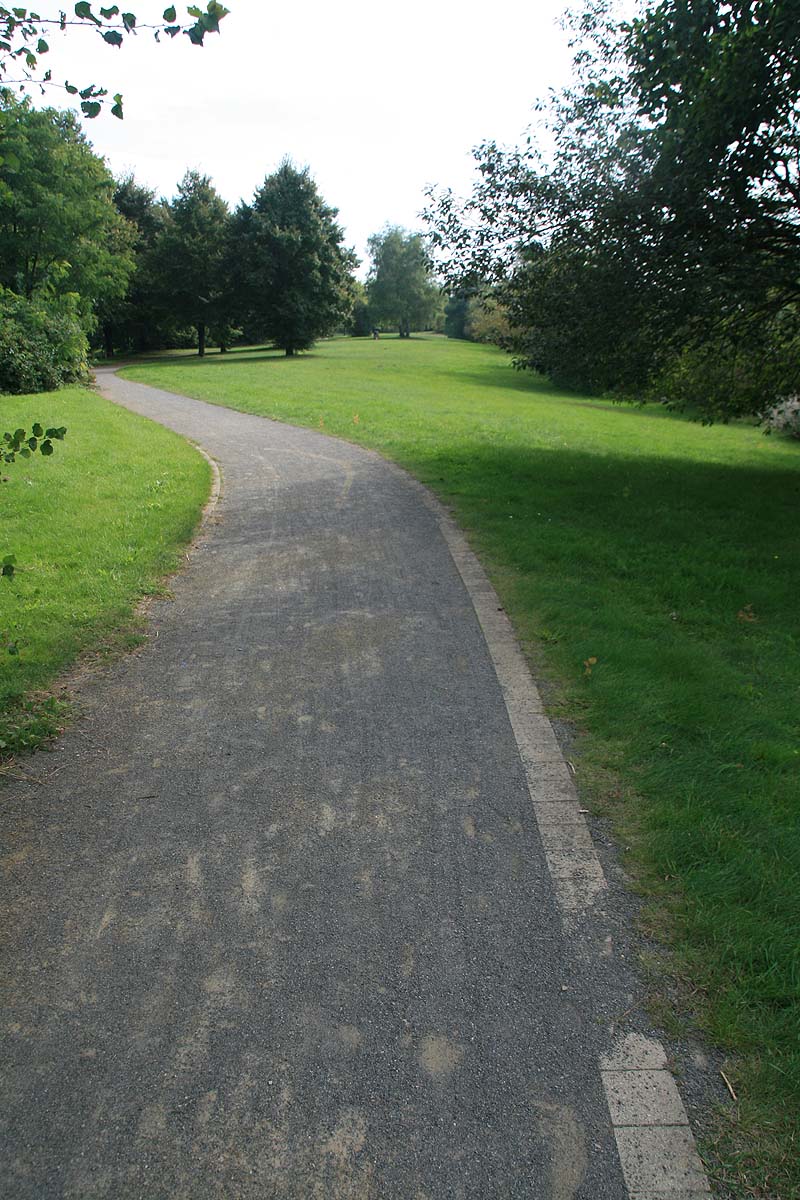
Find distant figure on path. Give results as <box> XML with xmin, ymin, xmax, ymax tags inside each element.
<box><xmin>372</xmin><ymin>326</ymin><xmax>380</xmax><ymax>339</ymax></box>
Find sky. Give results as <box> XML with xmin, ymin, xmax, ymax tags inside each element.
<box><xmin>33</xmin><ymin>0</ymin><xmax>578</xmax><ymax>273</ymax></box>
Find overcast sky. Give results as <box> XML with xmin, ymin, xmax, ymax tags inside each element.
<box><xmin>36</xmin><ymin>0</ymin><xmax>577</xmax><ymax>272</ymax></box>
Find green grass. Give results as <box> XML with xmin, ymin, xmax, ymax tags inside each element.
<box><xmin>0</xmin><ymin>385</ymin><xmax>210</xmax><ymax>756</ymax></box>
<box><xmin>123</xmin><ymin>335</ymin><xmax>800</xmax><ymax>1196</ymax></box>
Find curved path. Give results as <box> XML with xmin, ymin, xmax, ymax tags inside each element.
<box><xmin>0</xmin><ymin>371</ymin><xmax>710</xmax><ymax>1198</ymax></box>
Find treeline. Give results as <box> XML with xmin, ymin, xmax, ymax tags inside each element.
<box><xmin>0</xmin><ymin>94</ymin><xmax>446</xmax><ymax>394</ymax></box>
<box><xmin>425</xmin><ymin>0</ymin><xmax>800</xmax><ymax>430</ymax></box>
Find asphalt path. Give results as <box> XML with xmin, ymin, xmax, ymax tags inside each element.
<box><xmin>0</xmin><ymin>370</ymin><xmax>709</xmax><ymax>1198</ymax></box>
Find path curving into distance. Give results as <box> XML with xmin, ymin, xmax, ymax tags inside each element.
<box><xmin>0</xmin><ymin>369</ymin><xmax>711</xmax><ymax>1199</ymax></box>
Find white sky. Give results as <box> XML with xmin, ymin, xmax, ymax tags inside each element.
<box><xmin>32</xmin><ymin>0</ymin><xmax>577</xmax><ymax>272</ymax></box>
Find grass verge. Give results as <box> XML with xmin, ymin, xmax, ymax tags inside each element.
<box><xmin>0</xmin><ymin>385</ymin><xmax>210</xmax><ymax>757</ymax></box>
<box><xmin>123</xmin><ymin>335</ymin><xmax>799</xmax><ymax>1196</ymax></box>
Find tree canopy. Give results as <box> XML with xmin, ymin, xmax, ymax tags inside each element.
<box><xmin>229</xmin><ymin>161</ymin><xmax>357</xmax><ymax>356</ymax></box>
<box><xmin>424</xmin><ymin>0</ymin><xmax>800</xmax><ymax>422</ymax></box>
<box><xmin>152</xmin><ymin>169</ymin><xmax>230</xmax><ymax>357</ymax></box>
<box><xmin>366</xmin><ymin>227</ymin><xmax>440</xmax><ymax>338</ymax></box>
<box><xmin>0</xmin><ymin>96</ymin><xmax>133</xmax><ymax>309</ymax></box>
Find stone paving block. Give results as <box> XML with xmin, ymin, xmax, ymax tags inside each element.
<box><xmin>601</xmin><ymin>1033</ymin><xmax>668</xmax><ymax>1072</ymax></box>
<box><xmin>531</xmin><ymin>800</ymin><xmax>586</xmax><ymax>825</ymax></box>
<box><xmin>544</xmin><ymin>850</ymin><xmax>606</xmax><ymax>881</ymax></box>
<box><xmin>614</xmin><ymin>1126</ymin><xmax>712</xmax><ymax>1197</ymax></box>
<box><xmin>603</xmin><ymin>1069</ymin><xmax>688</xmax><ymax>1126</ymax></box>
<box><xmin>537</xmin><ymin>821</ymin><xmax>596</xmax><ymax>855</ymax></box>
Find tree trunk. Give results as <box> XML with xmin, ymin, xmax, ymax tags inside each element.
<box><xmin>285</xmin><ymin>347</ymin><xmax>295</xmax><ymax>357</ymax></box>
<box><xmin>197</xmin><ymin>323</ymin><xmax>206</xmax><ymax>357</ymax></box>
<box><xmin>103</xmin><ymin>322</ymin><xmax>114</xmax><ymax>360</ymax></box>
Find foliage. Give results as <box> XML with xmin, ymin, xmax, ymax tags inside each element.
<box><xmin>0</xmin><ymin>95</ymin><xmax>134</xmax><ymax>320</ymax></box>
<box><xmin>347</xmin><ymin>279</ymin><xmax>372</xmax><ymax>337</ymax></box>
<box><xmin>150</xmin><ymin>169</ymin><xmax>230</xmax><ymax>357</ymax></box>
<box><xmin>423</xmin><ymin>0</ymin><xmax>800</xmax><ymax>422</ymax></box>
<box><xmin>444</xmin><ymin>294</ymin><xmax>469</xmax><ymax>340</ymax></box>
<box><xmin>0</xmin><ymin>2</ymin><xmax>229</xmax><ymax>119</ymax></box>
<box><xmin>1</xmin><ymin>421</ymin><xmax>67</xmax><ymax>464</ymax></box>
<box><xmin>366</xmin><ymin>226</ymin><xmax>441</xmax><ymax>338</ymax></box>
<box><xmin>0</xmin><ymin>419</ymin><xmax>67</xmax><ymax>580</ymax></box>
<box><xmin>97</xmin><ymin>173</ymin><xmax>174</xmax><ymax>356</ymax></box>
<box><xmin>228</xmin><ymin>160</ymin><xmax>356</xmax><ymax>356</ymax></box>
<box><xmin>765</xmin><ymin>394</ymin><xmax>800</xmax><ymax>439</ymax></box>
<box><xmin>0</xmin><ymin>286</ymin><xmax>88</xmax><ymax>392</ymax></box>
<box><xmin>464</xmin><ymin>294</ymin><xmax>513</xmax><ymax>347</ymax></box>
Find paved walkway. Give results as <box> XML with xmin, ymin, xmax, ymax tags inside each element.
<box><xmin>0</xmin><ymin>371</ymin><xmax>710</xmax><ymax>1198</ymax></box>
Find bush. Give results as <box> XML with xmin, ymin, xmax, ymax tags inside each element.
<box><xmin>0</xmin><ymin>289</ymin><xmax>89</xmax><ymax>394</ymax></box>
<box><xmin>764</xmin><ymin>395</ymin><xmax>800</xmax><ymax>439</ymax></box>
<box><xmin>465</xmin><ymin>294</ymin><xmax>513</xmax><ymax>347</ymax></box>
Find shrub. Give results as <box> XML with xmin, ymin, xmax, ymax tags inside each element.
<box><xmin>764</xmin><ymin>395</ymin><xmax>800</xmax><ymax>439</ymax></box>
<box><xmin>0</xmin><ymin>289</ymin><xmax>89</xmax><ymax>394</ymax></box>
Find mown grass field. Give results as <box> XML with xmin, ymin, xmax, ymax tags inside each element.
<box><xmin>0</xmin><ymin>386</ymin><xmax>210</xmax><ymax>755</ymax></box>
<box><xmin>123</xmin><ymin>334</ymin><xmax>799</xmax><ymax>1197</ymax></box>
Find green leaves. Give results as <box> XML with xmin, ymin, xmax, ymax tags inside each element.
<box><xmin>2</xmin><ymin>1</ymin><xmax>229</xmax><ymax>119</ymax></box>
<box><xmin>1</xmin><ymin>424</ymin><xmax>66</xmax><ymax>464</ymax></box>
<box><xmin>74</xmin><ymin>2</ymin><xmax>101</xmax><ymax>25</ymax></box>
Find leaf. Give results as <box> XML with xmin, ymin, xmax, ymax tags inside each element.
<box><xmin>162</xmin><ymin>4</ymin><xmax>176</xmax><ymax>19</ymax></box>
<box><xmin>102</xmin><ymin>28</ymin><xmax>122</xmax><ymax>45</ymax></box>
<box><xmin>36</xmin><ymin>36</ymin><xmax>47</xmax><ymax>52</ymax></box>
<box><xmin>99</xmin><ymin>4</ymin><xmax>119</xmax><ymax>15</ymax></box>
<box><xmin>121</xmin><ymin>11</ymin><xmax>134</xmax><ymax>30</ymax></box>
<box><xmin>81</xmin><ymin>100</ymin><xmax>102</xmax><ymax>118</ymax></box>
<box><xmin>74</xmin><ymin>1</ymin><xmax>101</xmax><ymax>25</ymax></box>
<box><xmin>31</xmin><ymin>422</ymin><xmax>42</xmax><ymax>438</ymax></box>
<box><xmin>40</xmin><ymin>440</ymin><xmax>53</xmax><ymax>455</ymax></box>
<box><xmin>186</xmin><ymin>22</ymin><xmax>204</xmax><ymax>44</ymax></box>
<box><xmin>111</xmin><ymin>97</ymin><xmax>123</xmax><ymax>119</ymax></box>
<box><xmin>64</xmin><ymin>81</ymin><xmax>78</xmax><ymax>94</ymax></box>
<box><xmin>3</xmin><ymin>555</ymin><xmax>17</xmax><ymax>567</ymax></box>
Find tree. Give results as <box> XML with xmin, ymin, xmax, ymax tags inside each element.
<box><xmin>152</xmin><ymin>169</ymin><xmax>230</xmax><ymax>357</ymax></box>
<box><xmin>98</xmin><ymin>173</ymin><xmax>189</xmax><ymax>357</ymax></box>
<box><xmin>0</xmin><ymin>95</ymin><xmax>134</xmax><ymax>315</ymax></box>
<box><xmin>366</xmin><ymin>227</ymin><xmax>440</xmax><ymax>338</ymax></box>
<box><xmin>423</xmin><ymin>0</ymin><xmax>800</xmax><ymax>421</ymax></box>
<box><xmin>229</xmin><ymin>160</ymin><xmax>356</xmax><ymax>356</ymax></box>
<box><xmin>0</xmin><ymin>2</ymin><xmax>230</xmax><ymax>119</ymax></box>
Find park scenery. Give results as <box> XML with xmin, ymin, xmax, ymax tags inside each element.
<box><xmin>1</xmin><ymin>2</ymin><xmax>798</xmax><ymax>1198</ymax></box>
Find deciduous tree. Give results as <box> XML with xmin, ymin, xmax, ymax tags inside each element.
<box><xmin>366</xmin><ymin>226</ymin><xmax>440</xmax><ymax>338</ymax></box>
<box><xmin>424</xmin><ymin>0</ymin><xmax>800</xmax><ymax>421</ymax></box>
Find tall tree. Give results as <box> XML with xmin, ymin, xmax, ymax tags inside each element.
<box><xmin>230</xmin><ymin>160</ymin><xmax>356</xmax><ymax>356</ymax></box>
<box><xmin>366</xmin><ymin>227</ymin><xmax>440</xmax><ymax>338</ymax></box>
<box><xmin>0</xmin><ymin>94</ymin><xmax>134</xmax><ymax>317</ymax></box>
<box><xmin>153</xmin><ymin>169</ymin><xmax>229</xmax><ymax>357</ymax></box>
<box><xmin>424</xmin><ymin>0</ymin><xmax>800</xmax><ymax>421</ymax></box>
<box><xmin>97</xmin><ymin>174</ymin><xmax>171</xmax><ymax>357</ymax></box>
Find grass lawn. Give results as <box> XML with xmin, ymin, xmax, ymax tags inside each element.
<box><xmin>123</xmin><ymin>335</ymin><xmax>799</xmax><ymax>1197</ymax></box>
<box><xmin>0</xmin><ymin>385</ymin><xmax>210</xmax><ymax>755</ymax></box>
